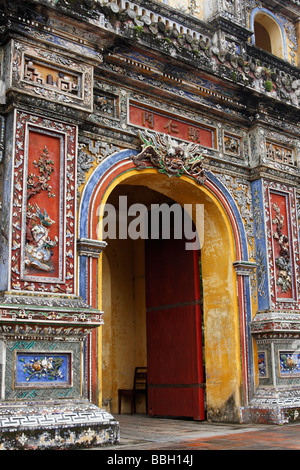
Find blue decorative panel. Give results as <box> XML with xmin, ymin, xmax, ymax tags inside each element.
<box><xmin>279</xmin><ymin>351</ymin><xmax>300</xmax><ymax>377</ymax></box>
<box><xmin>251</xmin><ymin>180</ymin><xmax>269</xmax><ymax>311</ymax></box>
<box><xmin>15</xmin><ymin>352</ymin><xmax>72</xmax><ymax>388</ymax></box>
<box><xmin>258</xmin><ymin>351</ymin><xmax>268</xmax><ymax>378</ymax></box>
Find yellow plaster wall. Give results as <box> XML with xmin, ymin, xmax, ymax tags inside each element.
<box><xmin>250</xmin><ymin>11</ymin><xmax>298</xmax><ymax>65</ymax></box>
<box><xmin>102</xmin><ymin>236</ymin><xmax>147</xmax><ymax>414</ymax></box>
<box><xmin>254</xmin><ymin>13</ymin><xmax>285</xmax><ymax>60</ymax></box>
<box><xmin>200</xmin><ymin>198</ymin><xmax>241</xmax><ymax>421</ymax></box>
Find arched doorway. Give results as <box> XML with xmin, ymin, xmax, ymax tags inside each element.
<box><xmin>254</xmin><ymin>18</ymin><xmax>272</xmax><ymax>54</ymax></box>
<box><xmin>78</xmin><ymin>151</ymin><xmax>252</xmax><ymax>423</ymax></box>
<box><xmin>250</xmin><ymin>8</ymin><xmax>288</xmax><ymax>61</ymax></box>
<box><xmin>102</xmin><ymin>182</ymin><xmax>205</xmax><ymax>419</ymax></box>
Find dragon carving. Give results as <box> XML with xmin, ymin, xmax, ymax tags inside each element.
<box><xmin>131</xmin><ymin>130</ymin><xmax>207</xmax><ymax>184</ymax></box>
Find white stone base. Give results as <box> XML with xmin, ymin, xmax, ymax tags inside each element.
<box><xmin>0</xmin><ymin>399</ymin><xmax>119</xmax><ymax>449</ymax></box>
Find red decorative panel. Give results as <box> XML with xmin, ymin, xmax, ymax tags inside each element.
<box><xmin>270</xmin><ymin>191</ymin><xmax>294</xmax><ymax>300</ymax></box>
<box><xmin>129</xmin><ymin>103</ymin><xmax>216</xmax><ymax>149</ymax></box>
<box><xmin>24</xmin><ymin>131</ymin><xmax>62</xmax><ymax>280</ymax></box>
<box><xmin>10</xmin><ymin>111</ymin><xmax>77</xmax><ymax>295</ymax></box>
<box><xmin>264</xmin><ymin>181</ymin><xmax>300</xmax><ymax>309</ymax></box>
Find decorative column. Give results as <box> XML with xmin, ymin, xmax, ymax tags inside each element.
<box><xmin>77</xmin><ymin>238</ymin><xmax>108</xmax><ymax>305</ymax></box>
<box><xmin>0</xmin><ymin>110</ymin><xmax>119</xmax><ymax>449</ymax></box>
<box><xmin>77</xmin><ymin>238</ymin><xmax>107</xmax><ymax>404</ymax></box>
<box><xmin>233</xmin><ymin>260</ymin><xmax>257</xmax><ymax>405</ymax></box>
<box><xmin>249</xmin><ymin>313</ymin><xmax>300</xmax><ymax>424</ymax></box>
<box><xmin>243</xmin><ymin>178</ymin><xmax>300</xmax><ymax>424</ymax></box>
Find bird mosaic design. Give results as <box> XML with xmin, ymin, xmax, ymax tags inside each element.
<box><xmin>25</xmin><ymin>204</ymin><xmax>58</xmax><ymax>272</ymax></box>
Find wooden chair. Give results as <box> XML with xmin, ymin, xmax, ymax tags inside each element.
<box><xmin>118</xmin><ymin>367</ymin><xmax>148</xmax><ymax>414</ymax></box>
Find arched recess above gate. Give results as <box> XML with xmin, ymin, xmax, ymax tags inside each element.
<box><xmin>78</xmin><ymin>148</ymin><xmax>249</xmax><ymax>260</ymax></box>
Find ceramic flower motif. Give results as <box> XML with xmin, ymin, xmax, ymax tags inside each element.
<box><xmin>20</xmin><ymin>356</ymin><xmax>64</xmax><ymax>381</ymax></box>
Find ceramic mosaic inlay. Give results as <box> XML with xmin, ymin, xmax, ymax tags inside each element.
<box><xmin>270</xmin><ymin>191</ymin><xmax>295</xmax><ymax>299</ymax></box>
<box><xmin>258</xmin><ymin>351</ymin><xmax>268</xmax><ymax>378</ymax></box>
<box><xmin>15</xmin><ymin>352</ymin><xmax>72</xmax><ymax>387</ymax></box>
<box><xmin>279</xmin><ymin>351</ymin><xmax>300</xmax><ymax>378</ymax></box>
<box><xmin>4</xmin><ymin>339</ymin><xmax>83</xmax><ymax>401</ymax></box>
<box><xmin>264</xmin><ymin>181</ymin><xmax>300</xmax><ymax>310</ymax></box>
<box><xmin>131</xmin><ymin>130</ymin><xmax>207</xmax><ymax>184</ymax></box>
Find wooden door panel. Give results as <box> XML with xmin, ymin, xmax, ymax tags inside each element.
<box><xmin>146</xmin><ymin>237</ymin><xmax>199</xmax><ymax>308</ymax></box>
<box><xmin>147</xmin><ymin>306</ymin><xmax>194</xmax><ymax>384</ymax></box>
<box><xmin>145</xmin><ymin>225</ymin><xmax>205</xmax><ymax>420</ymax></box>
<box><xmin>148</xmin><ymin>387</ymin><xmax>204</xmax><ymax>418</ymax></box>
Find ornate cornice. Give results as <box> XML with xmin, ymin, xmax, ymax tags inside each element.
<box><xmin>251</xmin><ymin>311</ymin><xmax>300</xmax><ymax>337</ymax></box>
<box><xmin>209</xmin><ymin>15</ymin><xmax>253</xmax><ymax>41</ymax></box>
<box><xmin>0</xmin><ymin>292</ymin><xmax>104</xmax><ymax>329</ymax></box>
<box><xmin>233</xmin><ymin>260</ymin><xmax>257</xmax><ymax>276</ymax></box>
<box><xmin>2</xmin><ymin>0</ymin><xmax>300</xmax><ymax>111</ymax></box>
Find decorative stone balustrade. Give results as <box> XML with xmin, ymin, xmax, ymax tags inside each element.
<box><xmin>47</xmin><ymin>0</ymin><xmax>300</xmax><ymax>107</ymax></box>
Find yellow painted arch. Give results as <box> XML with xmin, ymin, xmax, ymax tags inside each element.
<box><xmin>92</xmin><ymin>166</ymin><xmax>242</xmax><ymax>421</ymax></box>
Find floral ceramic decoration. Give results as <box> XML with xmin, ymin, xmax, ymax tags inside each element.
<box><xmin>16</xmin><ymin>352</ymin><xmax>71</xmax><ymax>386</ymax></box>
<box><xmin>279</xmin><ymin>352</ymin><xmax>300</xmax><ymax>377</ymax></box>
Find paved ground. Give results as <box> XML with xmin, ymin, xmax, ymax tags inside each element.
<box><xmin>91</xmin><ymin>413</ymin><xmax>300</xmax><ymax>451</ymax></box>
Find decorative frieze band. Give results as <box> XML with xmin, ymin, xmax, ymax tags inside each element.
<box><xmin>0</xmin><ymin>304</ymin><xmax>103</xmax><ymax>327</ymax></box>
<box><xmin>251</xmin><ymin>311</ymin><xmax>300</xmax><ymax>337</ymax></box>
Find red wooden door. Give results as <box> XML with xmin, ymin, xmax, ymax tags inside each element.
<box><xmin>145</xmin><ymin>225</ymin><xmax>205</xmax><ymax>420</ymax></box>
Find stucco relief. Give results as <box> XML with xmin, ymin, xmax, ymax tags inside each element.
<box><xmin>10</xmin><ymin>40</ymin><xmax>94</xmax><ymax>111</ymax></box>
<box><xmin>77</xmin><ymin>138</ymin><xmax>121</xmax><ymax>189</ymax></box>
<box><xmin>10</xmin><ymin>111</ymin><xmax>77</xmax><ymax>294</ymax></box>
<box><xmin>263</xmin><ymin>181</ymin><xmax>300</xmax><ymax>309</ymax></box>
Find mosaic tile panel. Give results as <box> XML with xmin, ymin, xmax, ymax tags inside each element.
<box><xmin>251</xmin><ymin>180</ymin><xmax>269</xmax><ymax>311</ymax></box>
<box><xmin>279</xmin><ymin>351</ymin><xmax>300</xmax><ymax>378</ymax></box>
<box><xmin>4</xmin><ymin>339</ymin><xmax>82</xmax><ymax>401</ymax></box>
<box><xmin>258</xmin><ymin>351</ymin><xmax>268</xmax><ymax>378</ymax></box>
<box><xmin>15</xmin><ymin>352</ymin><xmax>72</xmax><ymax>388</ymax></box>
<box><xmin>269</xmin><ymin>191</ymin><xmax>296</xmax><ymax>301</ymax></box>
